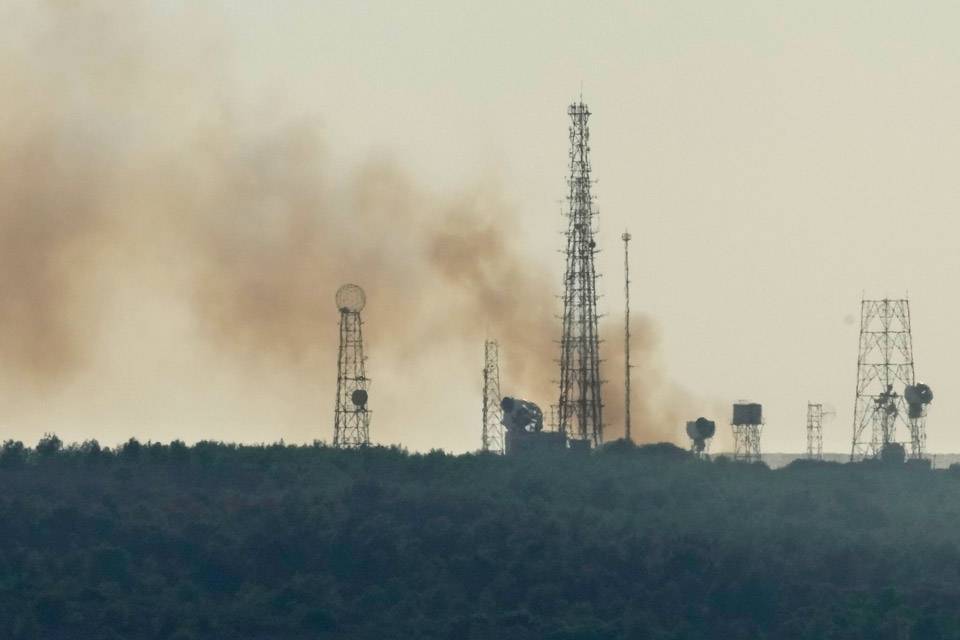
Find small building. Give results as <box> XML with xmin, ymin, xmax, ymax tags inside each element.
<box><xmin>506</xmin><ymin>429</ymin><xmax>568</xmax><ymax>455</ymax></box>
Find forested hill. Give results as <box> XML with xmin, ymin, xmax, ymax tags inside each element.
<box><xmin>2</xmin><ymin>437</ymin><xmax>960</xmax><ymax>639</ymax></box>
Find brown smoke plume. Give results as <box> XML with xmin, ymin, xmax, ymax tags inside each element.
<box><xmin>601</xmin><ymin>315</ymin><xmax>729</xmax><ymax>448</ymax></box>
<box><xmin>0</xmin><ymin>2</ymin><xmax>708</xmax><ymax>448</ymax></box>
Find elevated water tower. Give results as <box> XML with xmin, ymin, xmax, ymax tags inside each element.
<box><xmin>731</xmin><ymin>402</ymin><xmax>762</xmax><ymax>462</ymax></box>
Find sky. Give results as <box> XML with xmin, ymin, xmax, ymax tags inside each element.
<box><xmin>2</xmin><ymin>1</ymin><xmax>960</xmax><ymax>454</ymax></box>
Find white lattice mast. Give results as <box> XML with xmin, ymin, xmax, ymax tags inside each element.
<box><xmin>333</xmin><ymin>284</ymin><xmax>371</xmax><ymax>448</ymax></box>
<box><xmin>482</xmin><ymin>340</ymin><xmax>504</xmax><ymax>454</ymax></box>
<box><xmin>557</xmin><ymin>100</ymin><xmax>604</xmax><ymax>446</ymax></box>
<box><xmin>850</xmin><ymin>298</ymin><xmax>930</xmax><ymax>460</ymax></box>
<box><xmin>806</xmin><ymin>403</ymin><xmax>823</xmax><ymax>460</ymax></box>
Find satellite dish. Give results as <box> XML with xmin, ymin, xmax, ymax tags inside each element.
<box><xmin>686</xmin><ymin>417</ymin><xmax>716</xmax><ymax>454</ymax></box>
<box><xmin>351</xmin><ymin>389</ymin><xmax>368</xmax><ymax>407</ymax></box>
<box><xmin>695</xmin><ymin>417</ymin><xmax>716</xmax><ymax>439</ymax></box>
<box><xmin>335</xmin><ymin>284</ymin><xmax>366</xmax><ymax>313</ymax></box>
<box><xmin>499</xmin><ymin>397</ymin><xmax>544</xmax><ymax>433</ymax></box>
<box><xmin>904</xmin><ymin>386</ymin><xmax>920</xmax><ymax>405</ymax></box>
<box><xmin>905</xmin><ymin>383</ymin><xmax>933</xmax><ymax>406</ymax></box>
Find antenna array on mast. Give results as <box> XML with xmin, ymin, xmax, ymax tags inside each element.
<box><xmin>850</xmin><ymin>298</ymin><xmax>930</xmax><ymax>460</ymax></box>
<box><xmin>557</xmin><ymin>100</ymin><xmax>605</xmax><ymax>447</ymax></box>
<box><xmin>333</xmin><ymin>284</ymin><xmax>371</xmax><ymax>448</ymax></box>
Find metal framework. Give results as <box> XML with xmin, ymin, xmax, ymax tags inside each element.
<box><xmin>732</xmin><ymin>423</ymin><xmax>762</xmax><ymax>462</ymax></box>
<box><xmin>806</xmin><ymin>403</ymin><xmax>823</xmax><ymax>460</ymax></box>
<box><xmin>732</xmin><ymin>403</ymin><xmax>762</xmax><ymax>462</ymax></box>
<box><xmin>333</xmin><ymin>284</ymin><xmax>370</xmax><ymax>448</ymax></box>
<box><xmin>482</xmin><ymin>339</ymin><xmax>505</xmax><ymax>454</ymax></box>
<box><xmin>690</xmin><ymin>439</ymin><xmax>711</xmax><ymax>457</ymax></box>
<box><xmin>557</xmin><ymin>100</ymin><xmax>604</xmax><ymax>446</ymax></box>
<box><xmin>850</xmin><ymin>298</ymin><xmax>926</xmax><ymax>460</ymax></box>
<box><xmin>622</xmin><ymin>231</ymin><xmax>632</xmax><ymax>443</ymax></box>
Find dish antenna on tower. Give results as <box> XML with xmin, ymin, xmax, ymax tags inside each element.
<box><xmin>686</xmin><ymin>417</ymin><xmax>716</xmax><ymax>457</ymax></box>
<box><xmin>336</xmin><ymin>284</ymin><xmax>366</xmax><ymax>313</ymax></box>
<box><xmin>334</xmin><ymin>284</ymin><xmax>371</xmax><ymax>447</ymax></box>
<box><xmin>806</xmin><ymin>403</ymin><xmax>835</xmax><ymax>460</ymax></box>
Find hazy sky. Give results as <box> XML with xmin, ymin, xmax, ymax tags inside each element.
<box><xmin>3</xmin><ymin>1</ymin><xmax>960</xmax><ymax>454</ymax></box>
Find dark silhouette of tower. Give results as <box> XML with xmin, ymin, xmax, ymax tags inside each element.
<box><xmin>806</xmin><ymin>402</ymin><xmax>823</xmax><ymax>461</ymax></box>
<box><xmin>850</xmin><ymin>298</ymin><xmax>932</xmax><ymax>460</ymax></box>
<box><xmin>482</xmin><ymin>339</ymin><xmax>504</xmax><ymax>454</ymax></box>
<box><xmin>333</xmin><ymin>284</ymin><xmax>370</xmax><ymax>448</ymax></box>
<box><xmin>557</xmin><ymin>101</ymin><xmax>604</xmax><ymax>446</ymax></box>
<box><xmin>732</xmin><ymin>402</ymin><xmax>763</xmax><ymax>462</ymax></box>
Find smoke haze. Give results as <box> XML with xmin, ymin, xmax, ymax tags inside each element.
<box><xmin>0</xmin><ymin>1</ymin><xmax>710</xmax><ymax>450</ymax></box>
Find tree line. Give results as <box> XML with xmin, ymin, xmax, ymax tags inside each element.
<box><xmin>1</xmin><ymin>436</ymin><xmax>959</xmax><ymax>639</ymax></box>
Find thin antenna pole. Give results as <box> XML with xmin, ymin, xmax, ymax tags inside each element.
<box><xmin>622</xmin><ymin>231</ymin><xmax>632</xmax><ymax>442</ymax></box>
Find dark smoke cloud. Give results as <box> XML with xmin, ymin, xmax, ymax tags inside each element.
<box><xmin>0</xmin><ymin>1</ymin><xmax>708</xmax><ymax>448</ymax></box>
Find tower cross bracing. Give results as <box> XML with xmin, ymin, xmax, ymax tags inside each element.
<box><xmin>557</xmin><ymin>101</ymin><xmax>604</xmax><ymax>446</ymax></box>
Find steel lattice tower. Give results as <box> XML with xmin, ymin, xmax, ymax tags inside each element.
<box><xmin>732</xmin><ymin>424</ymin><xmax>762</xmax><ymax>462</ymax></box>
<box><xmin>806</xmin><ymin>403</ymin><xmax>823</xmax><ymax>460</ymax></box>
<box><xmin>333</xmin><ymin>284</ymin><xmax>371</xmax><ymax>448</ymax></box>
<box><xmin>732</xmin><ymin>403</ymin><xmax>763</xmax><ymax>462</ymax></box>
<box><xmin>557</xmin><ymin>100</ymin><xmax>604</xmax><ymax>446</ymax></box>
<box><xmin>850</xmin><ymin>298</ymin><xmax>927</xmax><ymax>460</ymax></box>
<box><xmin>482</xmin><ymin>339</ymin><xmax>504</xmax><ymax>454</ymax></box>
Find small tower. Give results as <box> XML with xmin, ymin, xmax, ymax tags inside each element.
<box><xmin>557</xmin><ymin>100</ymin><xmax>604</xmax><ymax>447</ymax></box>
<box><xmin>806</xmin><ymin>403</ymin><xmax>823</xmax><ymax>461</ymax></box>
<box><xmin>731</xmin><ymin>402</ymin><xmax>763</xmax><ymax>462</ymax></box>
<box><xmin>333</xmin><ymin>284</ymin><xmax>370</xmax><ymax>448</ymax></box>
<box><xmin>482</xmin><ymin>340</ymin><xmax>505</xmax><ymax>454</ymax></box>
<box><xmin>850</xmin><ymin>298</ymin><xmax>932</xmax><ymax>460</ymax></box>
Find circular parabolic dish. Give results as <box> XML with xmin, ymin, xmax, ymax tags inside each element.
<box><xmin>336</xmin><ymin>284</ymin><xmax>366</xmax><ymax>312</ymax></box>
<box><xmin>351</xmin><ymin>389</ymin><xmax>368</xmax><ymax>407</ymax></box>
<box><xmin>695</xmin><ymin>417</ymin><xmax>716</xmax><ymax>439</ymax></box>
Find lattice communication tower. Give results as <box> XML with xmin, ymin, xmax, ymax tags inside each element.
<box><xmin>482</xmin><ymin>339</ymin><xmax>505</xmax><ymax>454</ymax></box>
<box><xmin>557</xmin><ymin>100</ymin><xmax>604</xmax><ymax>447</ymax></box>
<box><xmin>333</xmin><ymin>284</ymin><xmax>371</xmax><ymax>448</ymax></box>
<box><xmin>850</xmin><ymin>298</ymin><xmax>931</xmax><ymax>460</ymax></box>
<box><xmin>732</xmin><ymin>403</ymin><xmax>763</xmax><ymax>462</ymax></box>
<box><xmin>806</xmin><ymin>403</ymin><xmax>824</xmax><ymax>460</ymax></box>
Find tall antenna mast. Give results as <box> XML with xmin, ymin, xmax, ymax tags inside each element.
<box><xmin>557</xmin><ymin>100</ymin><xmax>604</xmax><ymax>446</ymax></box>
<box><xmin>622</xmin><ymin>230</ymin><xmax>632</xmax><ymax>442</ymax></box>
<box><xmin>850</xmin><ymin>298</ymin><xmax>931</xmax><ymax>460</ymax></box>
<box><xmin>482</xmin><ymin>339</ymin><xmax>504</xmax><ymax>454</ymax></box>
<box><xmin>333</xmin><ymin>284</ymin><xmax>371</xmax><ymax>447</ymax></box>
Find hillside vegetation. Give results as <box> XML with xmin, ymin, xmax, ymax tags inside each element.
<box><xmin>1</xmin><ymin>436</ymin><xmax>959</xmax><ymax>639</ymax></box>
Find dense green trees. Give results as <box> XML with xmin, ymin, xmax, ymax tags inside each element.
<box><xmin>0</xmin><ymin>438</ymin><xmax>959</xmax><ymax>638</ymax></box>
